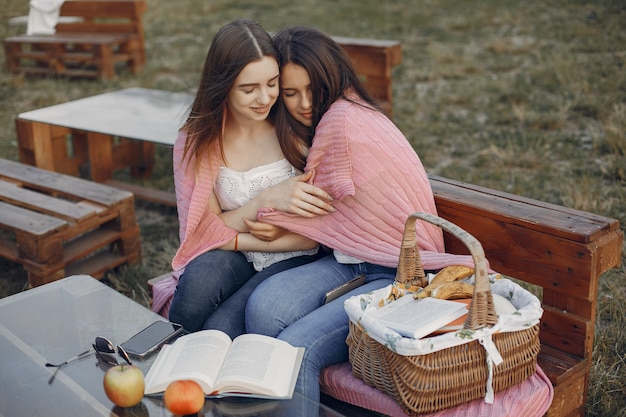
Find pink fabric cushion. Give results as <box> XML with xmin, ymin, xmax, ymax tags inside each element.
<box><xmin>319</xmin><ymin>362</ymin><xmax>553</xmax><ymax>417</ymax></box>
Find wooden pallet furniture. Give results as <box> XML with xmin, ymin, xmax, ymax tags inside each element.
<box><xmin>335</xmin><ymin>36</ymin><xmax>402</xmax><ymax>117</ymax></box>
<box><xmin>14</xmin><ymin>88</ymin><xmax>189</xmax><ymax>206</ymax></box>
<box><xmin>3</xmin><ymin>0</ymin><xmax>147</xmax><ymax>80</ymax></box>
<box><xmin>0</xmin><ymin>158</ymin><xmax>141</xmax><ymax>287</ymax></box>
<box><xmin>148</xmin><ymin>174</ymin><xmax>622</xmax><ymax>417</ymax></box>
<box><xmin>427</xmin><ymin>175</ymin><xmax>621</xmax><ymax>417</ymax></box>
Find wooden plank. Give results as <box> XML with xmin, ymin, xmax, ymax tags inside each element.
<box><xmin>538</xmin><ymin>344</ymin><xmax>588</xmax><ymax>386</ymax></box>
<box><xmin>63</xmin><ymin>228</ymin><xmax>122</xmax><ymax>265</ymax></box>
<box><xmin>0</xmin><ymin>158</ymin><xmax>133</xmax><ymax>207</ymax></box>
<box><xmin>15</xmin><ymin>118</ymin><xmax>36</xmax><ymax>166</ymax></box>
<box><xmin>540</xmin><ymin>306</ymin><xmax>591</xmax><ymax>358</ymax></box>
<box><xmin>64</xmin><ymin>251</ymin><xmax>130</xmax><ymax>278</ymax></box>
<box><xmin>0</xmin><ymin>201</ymin><xmax>67</xmax><ymax>236</ymax></box>
<box><xmin>58</xmin><ymin>23</ymin><xmax>139</xmax><ymax>35</ymax></box>
<box><xmin>87</xmin><ymin>131</ymin><xmax>114</xmax><ymax>182</ymax></box>
<box><xmin>104</xmin><ymin>180</ymin><xmax>177</xmax><ymax>207</ymax></box>
<box><xmin>3</xmin><ymin>34</ymin><xmax>129</xmax><ymax>47</ymax></box>
<box><xmin>439</xmin><ymin>207</ymin><xmax>600</xmax><ymax>300</ymax></box>
<box><xmin>430</xmin><ymin>174</ymin><xmax>620</xmax><ymax>243</ymax></box>
<box><xmin>60</xmin><ymin>0</ymin><xmax>146</xmax><ymax>20</ymax></box>
<box><xmin>542</xmin><ymin>288</ymin><xmax>594</xmax><ymax>322</ymax></box>
<box><xmin>29</xmin><ymin>122</ymin><xmax>56</xmax><ymax>172</ymax></box>
<box><xmin>0</xmin><ymin>180</ymin><xmax>96</xmax><ymax>223</ymax></box>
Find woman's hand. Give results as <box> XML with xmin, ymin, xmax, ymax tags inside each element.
<box><xmin>261</xmin><ymin>171</ymin><xmax>334</xmax><ymax>217</ymax></box>
<box><xmin>244</xmin><ymin>218</ymin><xmax>288</xmax><ymax>242</ymax></box>
<box><xmin>218</xmin><ymin>171</ymin><xmax>334</xmax><ymax>231</ymax></box>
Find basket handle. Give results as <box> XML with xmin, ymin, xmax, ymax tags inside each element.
<box><xmin>395</xmin><ymin>212</ymin><xmax>498</xmax><ymax>330</ymax></box>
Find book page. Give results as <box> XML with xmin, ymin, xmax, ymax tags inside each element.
<box><xmin>214</xmin><ymin>333</ymin><xmax>304</xmax><ymax>398</ymax></box>
<box><xmin>144</xmin><ymin>329</ymin><xmax>232</xmax><ymax>394</ymax></box>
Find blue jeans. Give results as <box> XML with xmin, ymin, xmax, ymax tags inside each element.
<box><xmin>169</xmin><ymin>249</ymin><xmax>322</xmax><ymax>337</ymax></box>
<box><xmin>246</xmin><ymin>254</ymin><xmax>396</xmax><ymax>403</ymax></box>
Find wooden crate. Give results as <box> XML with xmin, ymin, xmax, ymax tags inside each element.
<box><xmin>0</xmin><ymin>158</ymin><xmax>141</xmax><ymax>287</ymax></box>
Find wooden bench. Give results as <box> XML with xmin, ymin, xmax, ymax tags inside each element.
<box><xmin>422</xmin><ymin>175</ymin><xmax>622</xmax><ymax>417</ymax></box>
<box><xmin>147</xmin><ymin>174</ymin><xmax>622</xmax><ymax>416</ymax></box>
<box><xmin>334</xmin><ymin>36</ymin><xmax>402</xmax><ymax>117</ymax></box>
<box><xmin>0</xmin><ymin>158</ymin><xmax>141</xmax><ymax>287</ymax></box>
<box><xmin>3</xmin><ymin>0</ymin><xmax>146</xmax><ymax>80</ymax></box>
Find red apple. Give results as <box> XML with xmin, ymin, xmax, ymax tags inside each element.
<box><xmin>103</xmin><ymin>364</ymin><xmax>145</xmax><ymax>407</ymax></box>
<box><xmin>164</xmin><ymin>380</ymin><xmax>205</xmax><ymax>415</ymax></box>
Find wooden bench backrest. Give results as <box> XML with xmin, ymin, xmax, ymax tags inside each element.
<box><xmin>429</xmin><ymin>174</ymin><xmax>622</xmax><ymax>416</ymax></box>
<box><xmin>56</xmin><ymin>0</ymin><xmax>146</xmax><ymax>35</ymax></box>
<box><xmin>429</xmin><ymin>174</ymin><xmax>622</xmax><ymax>360</ymax></box>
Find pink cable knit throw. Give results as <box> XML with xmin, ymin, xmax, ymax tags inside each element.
<box><xmin>258</xmin><ymin>96</ymin><xmax>475</xmax><ymax>270</ymax></box>
<box><xmin>151</xmin><ymin>131</ymin><xmax>237</xmax><ymax>314</ymax></box>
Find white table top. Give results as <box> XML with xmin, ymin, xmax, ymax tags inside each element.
<box><xmin>18</xmin><ymin>88</ymin><xmax>193</xmax><ymax>146</ymax></box>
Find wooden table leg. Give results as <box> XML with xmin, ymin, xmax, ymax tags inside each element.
<box><xmin>95</xmin><ymin>43</ymin><xmax>115</xmax><ymax>80</ymax></box>
<box><xmin>16</xmin><ymin>120</ymin><xmax>57</xmax><ymax>172</ymax></box>
<box><xmin>129</xmin><ymin>140</ymin><xmax>155</xmax><ymax>178</ymax></box>
<box><xmin>87</xmin><ymin>131</ymin><xmax>114</xmax><ymax>182</ymax></box>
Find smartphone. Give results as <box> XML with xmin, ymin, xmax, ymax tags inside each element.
<box><xmin>120</xmin><ymin>321</ymin><xmax>184</xmax><ymax>359</ymax></box>
<box><xmin>323</xmin><ymin>275</ymin><xmax>366</xmax><ymax>305</ymax></box>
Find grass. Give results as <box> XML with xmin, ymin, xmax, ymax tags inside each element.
<box><xmin>1</xmin><ymin>0</ymin><xmax>625</xmax><ymax>415</ymax></box>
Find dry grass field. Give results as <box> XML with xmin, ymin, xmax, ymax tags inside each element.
<box><xmin>1</xmin><ymin>0</ymin><xmax>624</xmax><ymax>415</ymax></box>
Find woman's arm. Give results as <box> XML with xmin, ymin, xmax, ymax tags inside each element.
<box><xmin>218</xmin><ymin>170</ymin><xmax>335</xmax><ymax>232</ymax></box>
<box><xmin>218</xmin><ymin>230</ymin><xmax>319</xmax><ymax>252</ymax></box>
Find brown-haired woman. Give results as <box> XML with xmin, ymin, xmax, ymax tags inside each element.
<box><xmin>151</xmin><ymin>19</ymin><xmax>333</xmax><ymax>336</ymax></box>
<box><xmin>246</xmin><ymin>26</ymin><xmax>474</xmax><ymax>407</ymax></box>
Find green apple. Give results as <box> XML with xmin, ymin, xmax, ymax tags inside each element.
<box><xmin>103</xmin><ymin>364</ymin><xmax>145</xmax><ymax>407</ymax></box>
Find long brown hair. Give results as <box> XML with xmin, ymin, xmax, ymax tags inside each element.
<box><xmin>181</xmin><ymin>19</ymin><xmax>307</xmax><ymax>171</ymax></box>
<box><xmin>273</xmin><ymin>26</ymin><xmax>381</xmax><ymax>147</ymax></box>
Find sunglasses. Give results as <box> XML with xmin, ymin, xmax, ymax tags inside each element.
<box><xmin>93</xmin><ymin>336</ymin><xmax>132</xmax><ymax>367</ymax></box>
<box><xmin>45</xmin><ymin>337</ymin><xmax>132</xmax><ymax>383</ymax></box>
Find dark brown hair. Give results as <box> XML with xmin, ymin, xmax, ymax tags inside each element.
<box><xmin>181</xmin><ymin>19</ymin><xmax>307</xmax><ymax>171</ymax></box>
<box><xmin>273</xmin><ymin>26</ymin><xmax>381</xmax><ymax>147</ymax></box>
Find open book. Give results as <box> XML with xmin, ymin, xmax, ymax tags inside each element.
<box><xmin>369</xmin><ymin>295</ymin><xmax>469</xmax><ymax>339</ymax></box>
<box><xmin>143</xmin><ymin>330</ymin><xmax>304</xmax><ymax>399</ymax></box>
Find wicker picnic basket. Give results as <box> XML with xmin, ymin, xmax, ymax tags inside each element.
<box><xmin>346</xmin><ymin>212</ymin><xmax>541</xmax><ymax>415</ymax></box>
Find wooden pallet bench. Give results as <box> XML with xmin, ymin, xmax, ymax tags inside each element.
<box><xmin>335</xmin><ymin>36</ymin><xmax>402</xmax><ymax>117</ymax></box>
<box><xmin>425</xmin><ymin>175</ymin><xmax>622</xmax><ymax>417</ymax></box>
<box><xmin>0</xmin><ymin>158</ymin><xmax>141</xmax><ymax>287</ymax></box>
<box><xmin>3</xmin><ymin>0</ymin><xmax>146</xmax><ymax>80</ymax></box>
<box><xmin>149</xmin><ymin>174</ymin><xmax>622</xmax><ymax>417</ymax></box>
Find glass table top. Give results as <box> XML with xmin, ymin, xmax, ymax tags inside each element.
<box><xmin>0</xmin><ymin>275</ymin><xmax>346</xmax><ymax>417</ymax></box>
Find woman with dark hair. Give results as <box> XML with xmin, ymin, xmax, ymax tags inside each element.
<box><xmin>151</xmin><ymin>19</ymin><xmax>333</xmax><ymax>337</ymax></box>
<box><xmin>246</xmin><ymin>26</ymin><xmax>474</xmax><ymax>404</ymax></box>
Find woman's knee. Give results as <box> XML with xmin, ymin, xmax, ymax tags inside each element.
<box><xmin>170</xmin><ymin>250</ymin><xmax>254</xmax><ymax>331</ymax></box>
<box><xmin>245</xmin><ymin>280</ymin><xmax>284</xmax><ymax>336</ymax></box>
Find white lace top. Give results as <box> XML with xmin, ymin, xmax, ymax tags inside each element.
<box><xmin>215</xmin><ymin>159</ymin><xmax>318</xmax><ymax>271</ymax></box>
